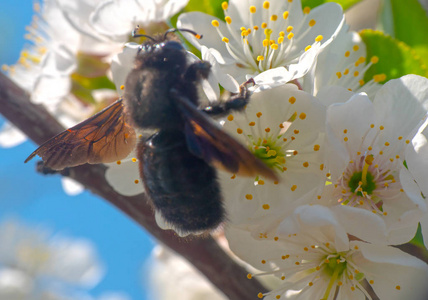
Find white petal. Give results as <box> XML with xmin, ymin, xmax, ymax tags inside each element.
<box><xmin>373</xmin><ymin>75</ymin><xmax>428</xmax><ymax>145</ymax></box>
<box><xmin>225</xmin><ymin>225</ymin><xmax>284</xmax><ymax>271</ymax></box>
<box><xmin>336</xmin><ymin>283</ymin><xmax>366</xmax><ymax>300</ymax></box>
<box><xmin>286</xmin><ymin>43</ymin><xmax>321</xmax><ymax>81</ymax></box>
<box><xmin>325</xmin><ymin>93</ymin><xmax>375</xmax><ymax>180</ymax></box>
<box><xmin>405</xmin><ymin>118</ymin><xmax>428</xmax><ymax>198</ymax></box>
<box><xmin>354</xmin><ymin>241</ymin><xmax>428</xmax><ymax>300</ymax></box>
<box><xmin>40</xmin><ymin>44</ymin><xmax>76</xmax><ymax>76</ymax></box>
<box><xmin>331</xmin><ymin>205</ymin><xmax>388</xmax><ymax>244</ymax></box>
<box><xmin>0</xmin><ymin>268</ymin><xmax>33</xmax><ymax>298</ymax></box>
<box><xmin>295</xmin><ymin>3</ymin><xmax>344</xmax><ymax>50</ymax></box>
<box><xmin>148</xmin><ymin>245</ymin><xmax>226</xmax><ymax>300</ymax></box>
<box><xmin>399</xmin><ymin>166</ymin><xmax>427</xmax><ymax>212</ymax></box>
<box><xmin>278</xmin><ymin>205</ymin><xmax>349</xmax><ymax>252</ymax></box>
<box><xmin>110</xmin><ymin>43</ymin><xmax>140</xmax><ymax>94</ymax></box>
<box><xmin>315</xmin><ymin>85</ymin><xmax>355</xmax><ymax>107</ymax></box>
<box><xmin>161</xmin><ymin>0</ymin><xmax>189</xmax><ymax>20</ymax></box>
<box><xmin>61</xmin><ymin>177</ymin><xmax>85</xmax><ymax>196</ymax></box>
<box><xmin>184</xmin><ymin>50</ymin><xmax>220</xmax><ymax>103</ymax></box>
<box><xmin>178</xmin><ymin>12</ymin><xmax>227</xmax><ymax>52</ymax></box>
<box><xmin>201</xmin><ymin>47</ymin><xmax>239</xmax><ymax>93</ymax></box>
<box><xmin>385</xmin><ymin>214</ymin><xmax>420</xmax><ymax>245</ymax></box>
<box><xmin>32</xmin><ymin>75</ymin><xmax>71</xmax><ymax>106</ymax></box>
<box><xmin>252</xmin><ymin>67</ymin><xmax>294</xmax><ymax>91</ymax></box>
<box><xmin>48</xmin><ymin>238</ymin><xmax>105</xmax><ymax>287</ymax></box>
<box><xmin>105</xmin><ymin>159</ymin><xmax>144</xmax><ymax>196</ymax></box>
<box><xmin>97</xmin><ymin>292</ymin><xmax>132</xmax><ymax>300</ymax></box>
<box><xmin>0</xmin><ymin>123</ymin><xmax>27</xmax><ymax>148</ymax></box>
<box><xmin>90</xmin><ymin>0</ymin><xmax>144</xmax><ymax>38</ymax></box>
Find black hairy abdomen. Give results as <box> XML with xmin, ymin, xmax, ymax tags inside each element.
<box><xmin>138</xmin><ymin>130</ymin><xmax>224</xmax><ymax>232</ymax></box>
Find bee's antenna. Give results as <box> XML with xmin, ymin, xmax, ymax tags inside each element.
<box><xmin>132</xmin><ymin>25</ymin><xmax>156</xmax><ymax>42</ymax></box>
<box><xmin>164</xmin><ymin>28</ymin><xmax>203</xmax><ymax>40</ymax></box>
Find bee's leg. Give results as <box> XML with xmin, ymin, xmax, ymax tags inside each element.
<box><xmin>202</xmin><ymin>78</ymin><xmax>255</xmax><ymax>116</ymax></box>
<box><xmin>36</xmin><ymin>160</ymin><xmax>70</xmax><ymax>176</ymax></box>
<box><xmin>184</xmin><ymin>61</ymin><xmax>211</xmax><ymax>81</ymax></box>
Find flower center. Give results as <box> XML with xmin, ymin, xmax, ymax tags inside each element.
<box><xmin>252</xmin><ymin>136</ymin><xmax>286</xmax><ymax>172</ymax></box>
<box><xmin>332</xmin><ymin>124</ymin><xmax>409</xmax><ymax>215</ymax></box>
<box><xmin>322</xmin><ymin>254</ymin><xmax>348</xmax><ymax>299</ymax></box>
<box><xmin>347</xmin><ymin>155</ymin><xmax>377</xmax><ymax>197</ymax></box>
<box><xmin>324</xmin><ymin>254</ymin><xmax>347</xmax><ymax>277</ymax></box>
<box><xmin>211</xmin><ymin>1</ymin><xmax>323</xmax><ymax>73</ymax></box>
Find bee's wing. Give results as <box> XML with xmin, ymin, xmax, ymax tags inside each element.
<box><xmin>25</xmin><ymin>99</ymin><xmax>137</xmax><ymax>170</ymax></box>
<box><xmin>175</xmin><ymin>94</ymin><xmax>278</xmax><ymax>182</ymax></box>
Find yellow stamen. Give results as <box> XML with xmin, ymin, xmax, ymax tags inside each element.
<box><xmin>263</xmin><ymin>1</ymin><xmax>270</xmax><ymax>9</ymax></box>
<box><xmin>361</xmin><ymin>155</ymin><xmax>374</xmax><ymax>186</ymax></box>
<box><xmin>315</xmin><ymin>35</ymin><xmax>323</xmax><ymax>42</ymax></box>
<box><xmin>283</xmin><ymin>11</ymin><xmax>289</xmax><ymax>19</ymax></box>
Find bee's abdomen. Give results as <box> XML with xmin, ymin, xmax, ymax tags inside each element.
<box><xmin>138</xmin><ymin>131</ymin><xmax>224</xmax><ymax>233</ymax></box>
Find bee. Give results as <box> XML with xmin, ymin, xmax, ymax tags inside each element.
<box><xmin>25</xmin><ymin>28</ymin><xmax>278</xmax><ymax>234</ymax></box>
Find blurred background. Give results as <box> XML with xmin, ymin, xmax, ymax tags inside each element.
<box><xmin>0</xmin><ymin>1</ymin><xmax>156</xmax><ymax>299</ymax></box>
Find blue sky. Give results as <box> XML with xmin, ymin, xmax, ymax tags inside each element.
<box><xmin>0</xmin><ymin>1</ymin><xmax>155</xmax><ymax>299</ymax></box>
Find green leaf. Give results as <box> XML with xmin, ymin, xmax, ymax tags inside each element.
<box><xmin>184</xmin><ymin>0</ymin><xmax>224</xmax><ymax>19</ymax></box>
<box><xmin>75</xmin><ymin>53</ymin><xmax>110</xmax><ymax>78</ymax></box>
<box><xmin>301</xmin><ymin>0</ymin><xmax>361</xmax><ymax>10</ymax></box>
<box><xmin>410</xmin><ymin>224</ymin><xmax>425</xmax><ymax>248</ymax></box>
<box><xmin>71</xmin><ymin>74</ymin><xmax>116</xmax><ymax>104</ymax></box>
<box><xmin>69</xmin><ymin>53</ymin><xmax>117</xmax><ymax>104</ymax></box>
<box><xmin>360</xmin><ymin>29</ymin><xmax>428</xmax><ymax>83</ymax></box>
<box><xmin>390</xmin><ymin>0</ymin><xmax>428</xmax><ymax>64</ymax></box>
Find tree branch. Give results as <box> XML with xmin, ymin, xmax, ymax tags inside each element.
<box><xmin>0</xmin><ymin>72</ymin><xmax>268</xmax><ymax>299</ymax></box>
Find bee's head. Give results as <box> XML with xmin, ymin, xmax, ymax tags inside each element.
<box><xmin>133</xmin><ymin>27</ymin><xmax>202</xmax><ymax>70</ymax></box>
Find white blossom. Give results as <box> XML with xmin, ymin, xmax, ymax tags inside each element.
<box><xmin>178</xmin><ymin>0</ymin><xmax>345</xmax><ymax>89</ymax></box>
<box><xmin>89</xmin><ymin>0</ymin><xmax>189</xmax><ymax>40</ymax></box>
<box><xmin>226</xmin><ymin>205</ymin><xmax>428</xmax><ymax>300</ymax></box>
<box><xmin>300</xmin><ymin>29</ymin><xmax>383</xmax><ymax>98</ymax></box>
<box><xmin>0</xmin><ymin>220</ymin><xmax>104</xmax><ymax>298</ymax></box>
<box><xmin>404</xmin><ymin>116</ymin><xmax>428</xmax><ymax>249</ymax></box>
<box><xmin>320</xmin><ymin>75</ymin><xmax>428</xmax><ymax>244</ymax></box>
<box><xmin>147</xmin><ymin>245</ymin><xmax>227</xmax><ymax>300</ymax></box>
<box><xmin>219</xmin><ymin>84</ymin><xmax>326</xmax><ymax>234</ymax></box>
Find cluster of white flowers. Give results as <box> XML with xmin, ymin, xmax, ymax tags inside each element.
<box><xmin>175</xmin><ymin>1</ymin><xmax>428</xmax><ymax>299</ymax></box>
<box><xmin>3</xmin><ymin>0</ymin><xmax>428</xmax><ymax>299</ymax></box>
<box><xmin>0</xmin><ymin>219</ymin><xmax>130</xmax><ymax>300</ymax></box>
<box><xmin>177</xmin><ymin>1</ymin><xmax>428</xmax><ymax>299</ymax></box>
